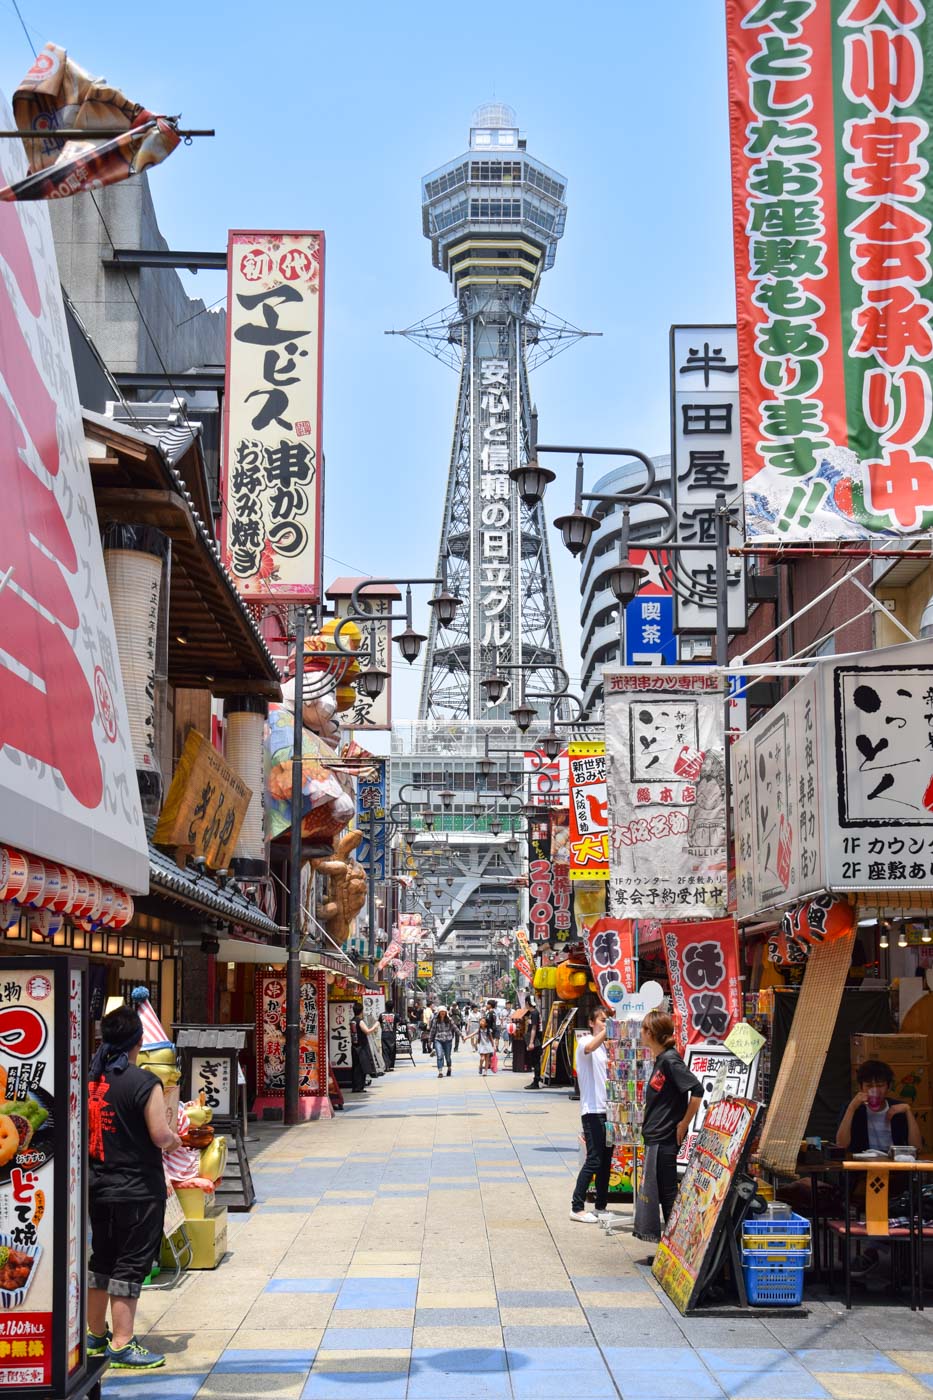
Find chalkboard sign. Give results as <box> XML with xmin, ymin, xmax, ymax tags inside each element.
<box><xmin>652</xmin><ymin>1094</ymin><xmax>759</xmax><ymax>1314</ymax></box>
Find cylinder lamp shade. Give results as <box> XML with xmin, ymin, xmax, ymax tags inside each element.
<box><xmin>102</xmin><ymin>525</ymin><xmax>169</xmax><ymax>817</ymax></box>
<box><xmin>224</xmin><ymin>697</ymin><xmax>268</xmax><ymax>878</ymax></box>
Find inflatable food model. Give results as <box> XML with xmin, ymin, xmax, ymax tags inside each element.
<box><xmin>309</xmin><ymin>829</ymin><xmax>367</xmax><ymax>947</ymax></box>
<box><xmin>131</xmin><ymin>988</ymin><xmax>225</xmax><ymax>1190</ymax></box>
<box><xmin>265</xmin><ymin>702</ymin><xmax>355</xmax><ymax>846</ymax></box>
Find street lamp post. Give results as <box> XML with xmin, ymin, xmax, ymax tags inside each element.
<box><xmin>285</xmin><ymin>608</ymin><xmax>306</xmax><ymax>1127</ymax></box>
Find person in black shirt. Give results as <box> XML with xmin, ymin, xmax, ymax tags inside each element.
<box><xmin>634</xmin><ymin>1009</ymin><xmax>702</xmax><ymax>1243</ymax></box>
<box><xmin>524</xmin><ymin>994</ymin><xmax>542</xmax><ymax>1090</ymax></box>
<box><xmin>351</xmin><ymin>1001</ymin><xmax>378</xmax><ymax>1092</ymax></box>
<box><xmin>87</xmin><ymin>1005</ymin><xmax>182</xmax><ymax>1370</ymax></box>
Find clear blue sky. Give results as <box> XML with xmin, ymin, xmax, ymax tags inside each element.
<box><xmin>1</xmin><ymin>1</ymin><xmax>737</xmax><ymax>720</ymax></box>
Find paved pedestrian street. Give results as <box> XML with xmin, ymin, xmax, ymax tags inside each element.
<box><xmin>109</xmin><ymin>1057</ymin><xmax>933</xmax><ymax>1399</ymax></box>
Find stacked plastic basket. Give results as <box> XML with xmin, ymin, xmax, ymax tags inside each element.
<box><xmin>741</xmin><ymin>1208</ymin><xmax>811</xmax><ymax>1306</ymax></box>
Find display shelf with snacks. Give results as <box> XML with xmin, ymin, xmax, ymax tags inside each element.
<box><xmin>605</xmin><ymin>1016</ymin><xmax>653</xmax><ymax>1147</ymax></box>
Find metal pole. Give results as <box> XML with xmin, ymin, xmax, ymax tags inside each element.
<box><xmin>284</xmin><ymin>608</ymin><xmax>306</xmax><ymax>1127</ymax></box>
<box><xmin>368</xmin><ymin>806</ymin><xmax>377</xmax><ymax>966</ymax></box>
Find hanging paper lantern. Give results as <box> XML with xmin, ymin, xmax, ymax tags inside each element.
<box><xmin>30</xmin><ymin>908</ymin><xmax>63</xmax><ymax>939</ymax></box>
<box><xmin>84</xmin><ymin>877</ymin><xmax>104</xmax><ymax>924</ymax></box>
<box><xmin>21</xmin><ymin>858</ymin><xmax>47</xmax><ymax>908</ymax></box>
<box><xmin>97</xmin><ymin>884</ymin><xmax>117</xmax><ymax>926</ymax></box>
<box><xmin>108</xmin><ymin>891</ymin><xmax>134</xmax><ymax>930</ymax></box>
<box><xmin>224</xmin><ymin>698</ymin><xmax>268</xmax><ymax>878</ymax></box>
<box><xmin>51</xmin><ymin>866</ymin><xmax>78</xmax><ymax>914</ymax></box>
<box><xmin>555</xmin><ymin>962</ymin><xmax>590</xmax><ymax>1000</ymax></box>
<box><xmin>0</xmin><ymin>901</ymin><xmax>19</xmax><ymax>932</ymax></box>
<box><xmin>0</xmin><ymin>849</ymin><xmax>29</xmax><ymax>902</ymax></box>
<box><xmin>71</xmin><ymin>873</ymin><xmax>93</xmax><ymax>919</ymax></box>
<box><xmin>34</xmin><ymin>863</ymin><xmax>64</xmax><ymax>910</ymax></box>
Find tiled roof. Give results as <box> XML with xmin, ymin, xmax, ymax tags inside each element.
<box><xmin>147</xmin><ymin>842</ymin><xmax>281</xmax><ymax>936</ymax></box>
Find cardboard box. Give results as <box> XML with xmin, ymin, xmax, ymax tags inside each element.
<box><xmin>851</xmin><ymin>1033</ymin><xmax>927</xmax><ymax>1066</ymax></box>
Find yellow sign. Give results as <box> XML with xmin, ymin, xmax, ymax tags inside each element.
<box><xmin>154</xmin><ymin>729</ymin><xmax>251</xmax><ymax>870</ymax></box>
<box><xmin>723</xmin><ymin>1020</ymin><xmax>767</xmax><ymax>1066</ymax></box>
<box><xmin>417</xmin><ymin>961</ymin><xmax>434</xmax><ymax>978</ymax></box>
<box><xmin>514</xmin><ymin>926</ymin><xmax>537</xmax><ymax>975</ymax></box>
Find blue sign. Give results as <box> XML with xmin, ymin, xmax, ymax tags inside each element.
<box><xmin>356</xmin><ymin>760</ymin><xmax>387</xmax><ymax>881</ymax></box>
<box><xmin>625</xmin><ymin>593</ymin><xmax>676</xmax><ymax>665</ymax></box>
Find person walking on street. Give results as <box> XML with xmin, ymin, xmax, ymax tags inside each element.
<box><xmin>465</xmin><ymin>1003</ymin><xmax>480</xmax><ymax>1050</ymax></box>
<box><xmin>485</xmin><ymin>1000</ymin><xmax>498</xmax><ymax>1050</ymax></box>
<box><xmin>351</xmin><ymin>1001</ymin><xmax>378</xmax><ymax>1092</ymax></box>
<box><xmin>570</xmin><ymin>1005</ymin><xmax>613</xmax><ymax>1224</ymax></box>
<box><xmin>87</xmin><ymin>1004</ymin><xmax>183</xmax><ymax>1370</ymax></box>
<box><xmin>421</xmin><ymin>1001</ymin><xmax>434</xmax><ymax>1055</ymax></box>
<box><xmin>430</xmin><ymin>1005</ymin><xmax>455</xmax><ymax>1077</ymax></box>
<box><xmin>380</xmin><ymin>1013</ymin><xmax>396</xmax><ymax>1071</ymax></box>
<box><xmin>634</xmin><ymin>1010</ymin><xmax>703</xmax><ymax>1246</ymax></box>
<box><xmin>524</xmin><ymin>993</ymin><xmax>542</xmax><ymax>1090</ymax></box>
<box><xmin>471</xmin><ymin>1016</ymin><xmax>495</xmax><ymax>1075</ymax></box>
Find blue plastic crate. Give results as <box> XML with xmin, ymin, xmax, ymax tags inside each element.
<box><xmin>744</xmin><ymin>1210</ymin><xmax>810</xmax><ymax>1236</ymax></box>
<box><xmin>741</xmin><ymin>1247</ymin><xmax>808</xmax><ymax>1306</ymax></box>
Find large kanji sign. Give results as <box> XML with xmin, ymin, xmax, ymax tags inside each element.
<box><xmin>0</xmin><ymin>93</ymin><xmax>147</xmax><ymax>893</ymax></box>
<box><xmin>222</xmin><ymin>231</ymin><xmax>324</xmax><ymax>600</ymax></box>
<box><xmin>726</xmin><ymin>0</ymin><xmax>933</xmax><ymax>541</ymax></box>
<box><xmin>661</xmin><ymin>918</ymin><xmax>742</xmax><ymax>1049</ymax></box>
<box><xmin>567</xmin><ymin>743</ymin><xmax>609</xmax><ymax>880</ymax></box>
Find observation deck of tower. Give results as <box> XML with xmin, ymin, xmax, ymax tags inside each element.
<box><xmin>408</xmin><ymin>104</ymin><xmax>583</xmax><ymax>722</ymax></box>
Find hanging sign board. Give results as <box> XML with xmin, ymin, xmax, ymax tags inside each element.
<box><xmin>327</xmin><ymin>1001</ymin><xmax>352</xmax><ymax>1075</ymax></box>
<box><xmin>726</xmin><ymin>1</ymin><xmax>933</xmax><ymax>541</ymax></box>
<box><xmin>255</xmin><ymin>970</ymin><xmax>327</xmax><ymax>1098</ymax></box>
<box><xmin>222</xmin><ymin>230</ymin><xmax>324</xmax><ymax>601</ymax></box>
<box><xmin>153</xmin><ymin>729</ymin><xmax>251</xmax><ymax>870</ymax></box>
<box><xmin>326</xmin><ymin>582</ymin><xmax>398</xmax><ymax>731</ymax></box>
<box><xmin>0</xmin><ymin>94</ymin><xmax>147</xmax><ymax>894</ymax></box>
<box><xmin>567</xmin><ymin>743</ymin><xmax>609</xmax><ymax>880</ymax></box>
<box><xmin>734</xmin><ymin>639</ymin><xmax>933</xmax><ymax>918</ymax></box>
<box><xmin>0</xmin><ymin>957</ymin><xmax>88</xmax><ymax>1396</ymax></box>
<box><xmin>188</xmin><ymin>1053</ymin><xmax>235</xmax><ymax>1118</ymax></box>
<box><xmin>677</xmin><ymin>1043</ymin><xmax>759</xmax><ymax>1165</ymax></box>
<box><xmin>653</xmin><ymin>1094</ymin><xmax>759</xmax><ymax>1314</ymax></box>
<box><xmin>604</xmin><ymin>668</ymin><xmax>728</xmax><ymax>918</ymax></box>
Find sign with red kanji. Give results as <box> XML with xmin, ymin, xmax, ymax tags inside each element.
<box><xmin>661</xmin><ymin>918</ymin><xmax>742</xmax><ymax>1050</ymax></box>
<box><xmin>567</xmin><ymin>743</ymin><xmax>609</xmax><ymax>881</ymax></box>
<box><xmin>221</xmin><ymin>231</ymin><xmax>324</xmax><ymax>600</ymax></box>
<box><xmin>726</xmin><ymin>0</ymin><xmax>933</xmax><ymax>540</ymax></box>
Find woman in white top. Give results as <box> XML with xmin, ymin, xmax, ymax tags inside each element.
<box><xmin>570</xmin><ymin>1006</ymin><xmax>613</xmax><ymax>1223</ymax></box>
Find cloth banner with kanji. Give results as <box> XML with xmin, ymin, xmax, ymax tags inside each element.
<box><xmin>661</xmin><ymin>918</ymin><xmax>742</xmax><ymax>1049</ymax></box>
<box><xmin>514</xmin><ymin>955</ymin><xmax>533</xmax><ymax>981</ymax></box>
<box><xmin>584</xmin><ymin>916</ymin><xmax>635</xmax><ymax>1010</ymax></box>
<box><xmin>726</xmin><ymin>0</ymin><xmax>933</xmax><ymax>541</ymax></box>
<box><xmin>0</xmin><ymin>44</ymin><xmax>180</xmax><ymax>202</ymax></box>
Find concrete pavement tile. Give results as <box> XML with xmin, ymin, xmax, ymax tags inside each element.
<box><xmin>155</xmin><ymin>1296</ymin><xmax>258</xmax><ymax>1333</ymax></box>
<box><xmin>406</xmin><ymin>1374</ymin><xmax>512</xmax><ymax>1399</ymax></box>
<box><xmin>889</xmin><ymin>1355</ymin><xmax>933</xmax><ymax>1374</ymax></box>
<box><xmin>417</xmin><ymin>1289</ymin><xmax>498</xmax><ymax>1308</ymax></box>
<box><xmin>569</xmin><ymin>1275</ymin><xmax>652</xmax><ymax>1290</ymax></box>
<box><xmin>414</xmin><ymin>1308</ymin><xmax>500</xmax><ymax>1327</ymax></box>
<box><xmin>353</xmin><ymin>1252</ymin><xmax>421</xmax><ymax>1264</ymax></box>
<box><xmin>320</xmin><ymin>1328</ymin><xmax>413</xmax><ymax>1351</ymax></box>
<box><xmin>499</xmin><ymin>1307</ymin><xmax>585</xmax><ymax>1325</ymax></box>
<box><xmin>502</xmin><ymin>1325</ymin><xmax>596</xmax><ymax>1347</ymax></box>
<box><xmin>328</xmin><ymin>1310</ymin><xmax>414</xmax><ymax>1328</ymax></box>
<box><xmin>410</xmin><ymin>1346</ymin><xmax>508</xmax><ymax>1372</ymax></box>
<box><xmin>701</xmin><ymin>1349</ymin><xmax>813</xmax><ymax>1372</ymax></box>
<box><xmin>579</xmin><ymin>1292</ymin><xmax>663</xmax><ymax>1309</ymax></box>
<box><xmin>412</xmin><ymin>1326</ymin><xmax>504</xmax><ymax>1349</ymax></box>
<box><xmin>239</xmin><ymin>1295</ymin><xmax>338</xmax><ymax>1330</ymax></box>
<box><xmin>101</xmin><ymin>1375</ymin><xmax>208</xmax><ymax>1400</ymax></box>
<box><xmin>345</xmin><ymin>1265</ymin><xmax>420</xmax><ymax>1278</ymax></box>
<box><xmin>231</xmin><ymin>1330</ymin><xmax>324</xmax><ymax>1352</ymax></box>
<box><xmin>605</xmin><ymin>1371</ymin><xmax>723</xmax><ymax>1398</ymax></box>
<box><xmin>496</xmin><ymin>1290</ymin><xmax>577</xmax><ymax>1306</ymax></box>
<box><xmin>301</xmin><ymin>1376</ymin><xmax>408</xmax><ymax>1399</ymax></box>
<box><xmin>601</xmin><ymin>1346</ymin><xmax>716</xmax><ymax>1371</ymax></box>
<box><xmin>715</xmin><ymin>1377</ymin><xmax>828</xmax><ymax>1400</ymax></box>
<box><xmin>508</xmin><ymin>1373</ymin><xmax>618</xmax><ymax>1398</ymax></box>
<box><xmin>810</xmin><ymin>1378</ymin><xmax>929</xmax><ymax>1399</ymax></box>
<box><xmin>147</xmin><ymin>1331</ymin><xmax>236</xmax><ymax>1370</ymax></box>
<box><xmin>795</xmin><ymin>1351</ymin><xmax>902</xmax><ymax>1373</ymax></box>
<box><xmin>312</xmin><ymin>1352</ymin><xmax>409</xmax><ymax>1372</ymax></box>
<box><xmin>265</xmin><ymin>1279</ymin><xmax>342</xmax><ymax>1293</ymax></box>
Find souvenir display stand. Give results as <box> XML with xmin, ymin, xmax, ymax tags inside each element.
<box><xmin>601</xmin><ymin>1016</ymin><xmax>651</xmax><ymax>1210</ymax></box>
<box><xmin>176</xmin><ymin>1025</ymin><xmax>255</xmax><ymax>1211</ymax></box>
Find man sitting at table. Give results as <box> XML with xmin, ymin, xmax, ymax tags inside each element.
<box><xmin>837</xmin><ymin>1059</ymin><xmax>922</xmax><ymax>1155</ymax></box>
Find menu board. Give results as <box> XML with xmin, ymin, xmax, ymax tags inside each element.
<box><xmin>328</xmin><ymin>1002</ymin><xmax>353</xmax><ymax>1075</ymax></box>
<box><xmin>653</xmin><ymin>1094</ymin><xmax>758</xmax><ymax>1315</ymax></box>
<box><xmin>256</xmin><ymin>970</ymin><xmax>327</xmax><ymax>1098</ymax></box>
<box><xmin>677</xmin><ymin>1045</ymin><xmax>758</xmax><ymax>1165</ymax></box>
<box><xmin>0</xmin><ymin>957</ymin><xmax>87</xmax><ymax>1396</ymax></box>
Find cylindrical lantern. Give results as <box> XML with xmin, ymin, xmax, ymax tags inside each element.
<box><xmin>108</xmin><ymin>891</ymin><xmax>134</xmax><ymax>930</ymax></box>
<box><xmin>102</xmin><ymin>524</ymin><xmax>170</xmax><ymax>817</ymax></box>
<box><xmin>21</xmin><ymin>857</ymin><xmax>47</xmax><ymax>908</ymax></box>
<box><xmin>0</xmin><ymin>848</ymin><xmax>28</xmax><ymax>902</ymax></box>
<box><xmin>224</xmin><ymin>696</ymin><xmax>268</xmax><ymax>879</ymax></box>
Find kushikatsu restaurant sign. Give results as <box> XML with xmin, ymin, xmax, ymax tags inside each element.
<box><xmin>726</xmin><ymin>0</ymin><xmax>933</xmax><ymax>542</ymax></box>
<box><xmin>222</xmin><ymin>230</ymin><xmax>324</xmax><ymax>601</ymax></box>
<box><xmin>0</xmin><ymin>92</ymin><xmax>147</xmax><ymax>894</ymax></box>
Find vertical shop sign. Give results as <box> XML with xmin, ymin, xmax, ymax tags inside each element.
<box><xmin>726</xmin><ymin>1</ymin><xmax>933</xmax><ymax>541</ymax></box>
<box><xmin>567</xmin><ymin>742</ymin><xmax>609</xmax><ymax>880</ymax></box>
<box><xmin>0</xmin><ymin>957</ymin><xmax>87</xmax><ymax>1396</ymax></box>
<box><xmin>189</xmin><ymin>1056</ymin><xmax>234</xmax><ymax>1117</ymax></box>
<box><xmin>625</xmin><ymin>589</ymin><xmax>677</xmax><ymax>665</ymax></box>
<box><xmin>653</xmin><ymin>1095</ymin><xmax>759</xmax><ymax>1314</ymax></box>
<box><xmin>669</xmin><ymin>326</ymin><xmax>747</xmax><ymax>631</ymax></box>
<box><xmin>584</xmin><ymin>916</ymin><xmax>636</xmax><ymax>1009</ymax></box>
<box><xmin>477</xmin><ymin>357</ymin><xmax>513</xmax><ymax>649</ymax></box>
<box><xmin>222</xmin><ymin>230</ymin><xmax>324</xmax><ymax>600</ymax></box>
<box><xmin>0</xmin><ymin>94</ymin><xmax>147</xmax><ymax>894</ymax></box>
<box><xmin>255</xmin><ymin>970</ymin><xmax>327</xmax><ymax>1098</ymax></box>
<box><xmin>327</xmin><ymin>1001</ymin><xmax>352</xmax><ymax>1073</ymax></box>
<box><xmin>524</xmin><ymin>749</ymin><xmax>569</xmax><ymax>806</ymax></box>
<box><xmin>661</xmin><ymin>917</ymin><xmax>742</xmax><ymax>1049</ymax></box>
<box><xmin>328</xmin><ymin>583</ymin><xmax>397</xmax><ymax>730</ymax></box>
<box><xmin>362</xmin><ymin>990</ymin><xmax>386</xmax><ymax>1022</ymax></box>
<box><xmin>356</xmin><ymin>760</ymin><xmax>387</xmax><ymax>882</ymax></box>
<box><xmin>604</xmin><ymin>669</ymin><xmax>728</xmax><ymax>917</ymax></box>
<box><xmin>528</xmin><ymin>813</ymin><xmax>572</xmax><ymax>946</ymax></box>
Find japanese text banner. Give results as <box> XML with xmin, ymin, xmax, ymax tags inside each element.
<box><xmin>222</xmin><ymin>231</ymin><xmax>324</xmax><ymax>601</ymax></box>
<box><xmin>567</xmin><ymin>742</ymin><xmax>609</xmax><ymax>880</ymax></box>
<box><xmin>584</xmin><ymin>916</ymin><xmax>636</xmax><ymax>1009</ymax></box>
<box><xmin>727</xmin><ymin>0</ymin><xmax>933</xmax><ymax>542</ymax></box>
<box><xmin>662</xmin><ymin>917</ymin><xmax>742</xmax><ymax>1048</ymax></box>
<box><xmin>604</xmin><ymin>669</ymin><xmax>728</xmax><ymax>918</ymax></box>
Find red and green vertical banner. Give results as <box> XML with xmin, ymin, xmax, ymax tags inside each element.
<box><xmin>726</xmin><ymin>0</ymin><xmax>933</xmax><ymax>542</ymax></box>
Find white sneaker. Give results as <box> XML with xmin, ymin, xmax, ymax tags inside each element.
<box><xmin>570</xmin><ymin>1210</ymin><xmax>601</xmax><ymax>1223</ymax></box>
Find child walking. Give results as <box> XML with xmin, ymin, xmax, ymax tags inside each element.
<box><xmin>471</xmin><ymin>1016</ymin><xmax>495</xmax><ymax>1075</ymax></box>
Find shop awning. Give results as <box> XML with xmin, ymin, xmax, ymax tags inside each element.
<box><xmin>148</xmin><ymin>843</ymin><xmax>280</xmax><ymax>936</ymax></box>
<box><xmin>217</xmin><ymin>935</ymin><xmax>365</xmax><ymax>983</ymax></box>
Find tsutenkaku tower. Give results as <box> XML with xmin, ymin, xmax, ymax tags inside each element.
<box><xmin>407</xmin><ymin>104</ymin><xmax>585</xmax><ymax>721</ymax></box>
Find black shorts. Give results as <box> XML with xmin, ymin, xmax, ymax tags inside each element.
<box><xmin>88</xmin><ymin>1198</ymin><xmax>165</xmax><ymax>1298</ymax></box>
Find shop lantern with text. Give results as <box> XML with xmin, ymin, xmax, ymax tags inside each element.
<box><xmin>222</xmin><ymin>231</ymin><xmax>324</xmax><ymax>603</ymax></box>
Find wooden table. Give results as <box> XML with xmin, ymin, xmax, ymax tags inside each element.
<box><xmin>838</xmin><ymin>1159</ymin><xmax>933</xmax><ymax>1310</ymax></box>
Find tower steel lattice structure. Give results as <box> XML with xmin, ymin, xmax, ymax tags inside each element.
<box><xmin>399</xmin><ymin>104</ymin><xmax>591</xmax><ymax>721</ymax></box>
